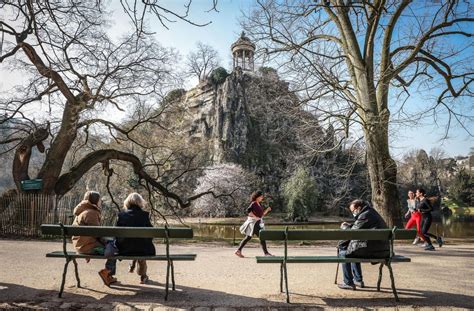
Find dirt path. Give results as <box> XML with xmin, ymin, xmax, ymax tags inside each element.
<box><xmin>0</xmin><ymin>239</ymin><xmax>473</xmax><ymax>310</ymax></box>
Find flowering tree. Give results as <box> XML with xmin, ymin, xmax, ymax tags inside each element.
<box><xmin>192</xmin><ymin>164</ymin><xmax>259</xmax><ymax>217</ymax></box>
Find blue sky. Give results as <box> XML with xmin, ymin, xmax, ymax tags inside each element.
<box><xmin>117</xmin><ymin>0</ymin><xmax>471</xmax><ymax>159</ymax></box>
<box><xmin>2</xmin><ymin>1</ymin><xmax>472</xmax><ymax>159</ymax></box>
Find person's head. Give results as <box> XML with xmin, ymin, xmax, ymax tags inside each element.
<box><xmin>123</xmin><ymin>192</ymin><xmax>146</xmax><ymax>209</ymax></box>
<box><xmin>408</xmin><ymin>190</ymin><xmax>415</xmax><ymax>199</ymax></box>
<box><xmin>349</xmin><ymin>199</ymin><xmax>367</xmax><ymax>217</ymax></box>
<box><xmin>83</xmin><ymin>191</ymin><xmax>100</xmax><ymax>206</ymax></box>
<box><xmin>251</xmin><ymin>190</ymin><xmax>264</xmax><ymax>203</ymax></box>
<box><xmin>415</xmin><ymin>188</ymin><xmax>426</xmax><ymax>198</ymax></box>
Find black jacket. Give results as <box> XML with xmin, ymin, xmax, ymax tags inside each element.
<box><xmin>416</xmin><ymin>197</ymin><xmax>433</xmax><ymax>214</ymax></box>
<box><xmin>115</xmin><ymin>205</ymin><xmax>156</xmax><ymax>256</ymax></box>
<box><xmin>340</xmin><ymin>204</ymin><xmax>390</xmax><ymax>258</ymax></box>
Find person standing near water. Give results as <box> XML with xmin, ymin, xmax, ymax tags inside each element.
<box><xmin>235</xmin><ymin>190</ymin><xmax>273</xmax><ymax>258</ymax></box>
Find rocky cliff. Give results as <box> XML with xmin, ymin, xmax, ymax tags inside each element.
<box><xmin>166</xmin><ymin>68</ymin><xmax>324</xmax><ymax>201</ymax></box>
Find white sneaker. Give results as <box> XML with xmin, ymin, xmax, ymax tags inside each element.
<box><xmin>412</xmin><ymin>237</ymin><xmax>420</xmax><ymax>245</ymax></box>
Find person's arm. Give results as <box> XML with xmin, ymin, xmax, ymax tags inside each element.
<box><xmin>263</xmin><ymin>206</ymin><xmax>272</xmax><ymax>216</ymax></box>
<box><xmin>145</xmin><ymin>212</ymin><xmax>153</xmax><ymax>227</ymax></box>
<box><xmin>351</xmin><ymin>213</ymin><xmax>368</xmax><ymax>230</ymax></box>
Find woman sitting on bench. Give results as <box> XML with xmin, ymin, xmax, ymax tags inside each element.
<box><xmin>98</xmin><ymin>192</ymin><xmax>156</xmax><ymax>286</ymax></box>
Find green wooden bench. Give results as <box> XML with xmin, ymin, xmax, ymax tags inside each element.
<box><xmin>41</xmin><ymin>224</ymin><xmax>196</xmax><ymax>300</ymax></box>
<box><xmin>256</xmin><ymin>227</ymin><xmax>416</xmax><ymax>303</ymax></box>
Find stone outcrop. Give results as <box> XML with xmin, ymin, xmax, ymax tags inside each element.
<box><xmin>166</xmin><ymin>68</ymin><xmax>323</xmax><ymax>201</ymax></box>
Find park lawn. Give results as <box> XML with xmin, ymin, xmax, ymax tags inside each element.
<box><xmin>443</xmin><ymin>197</ymin><xmax>474</xmax><ymax>217</ymax></box>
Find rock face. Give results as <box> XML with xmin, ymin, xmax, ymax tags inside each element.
<box><xmin>170</xmin><ymin>68</ymin><xmax>322</xmax><ymax>201</ymax></box>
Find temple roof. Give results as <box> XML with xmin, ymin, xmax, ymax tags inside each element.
<box><xmin>231</xmin><ymin>31</ymin><xmax>256</xmax><ymax>53</ymax></box>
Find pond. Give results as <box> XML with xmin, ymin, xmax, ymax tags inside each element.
<box><xmin>188</xmin><ymin>217</ymin><xmax>474</xmax><ymax>243</ymax></box>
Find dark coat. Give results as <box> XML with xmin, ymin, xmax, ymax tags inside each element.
<box><xmin>340</xmin><ymin>204</ymin><xmax>390</xmax><ymax>258</ymax></box>
<box><xmin>115</xmin><ymin>205</ymin><xmax>156</xmax><ymax>256</ymax></box>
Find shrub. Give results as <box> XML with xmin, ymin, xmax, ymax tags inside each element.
<box><xmin>164</xmin><ymin>88</ymin><xmax>186</xmax><ymax>103</ymax></box>
<box><xmin>208</xmin><ymin>67</ymin><xmax>229</xmax><ymax>85</ymax></box>
<box><xmin>282</xmin><ymin>167</ymin><xmax>319</xmax><ymax>221</ymax></box>
<box><xmin>192</xmin><ymin>164</ymin><xmax>259</xmax><ymax>217</ymax></box>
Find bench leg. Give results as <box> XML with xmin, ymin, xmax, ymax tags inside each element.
<box><xmin>283</xmin><ymin>263</ymin><xmax>289</xmax><ymax>303</ymax></box>
<box><xmin>59</xmin><ymin>259</ymin><xmax>71</xmax><ymax>298</ymax></box>
<box><xmin>280</xmin><ymin>263</ymin><xmax>283</xmax><ymax>293</ymax></box>
<box><xmin>386</xmin><ymin>262</ymin><xmax>399</xmax><ymax>302</ymax></box>
<box><xmin>165</xmin><ymin>260</ymin><xmax>170</xmax><ymax>301</ymax></box>
<box><xmin>377</xmin><ymin>263</ymin><xmax>384</xmax><ymax>291</ymax></box>
<box><xmin>72</xmin><ymin>259</ymin><xmax>81</xmax><ymax>288</ymax></box>
<box><xmin>171</xmin><ymin>260</ymin><xmax>175</xmax><ymax>291</ymax></box>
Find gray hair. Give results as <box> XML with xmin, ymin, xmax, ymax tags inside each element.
<box><xmin>123</xmin><ymin>192</ymin><xmax>146</xmax><ymax>209</ymax></box>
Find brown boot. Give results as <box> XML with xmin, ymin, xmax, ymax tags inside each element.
<box><xmin>98</xmin><ymin>269</ymin><xmax>116</xmax><ymax>286</ymax></box>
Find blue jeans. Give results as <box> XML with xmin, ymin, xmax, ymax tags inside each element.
<box><xmin>106</xmin><ymin>259</ymin><xmax>116</xmax><ymax>275</ymax></box>
<box><xmin>339</xmin><ymin>249</ymin><xmax>362</xmax><ymax>285</ymax></box>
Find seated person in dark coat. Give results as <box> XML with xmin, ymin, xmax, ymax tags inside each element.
<box><xmin>98</xmin><ymin>192</ymin><xmax>156</xmax><ymax>286</ymax></box>
<box><xmin>337</xmin><ymin>199</ymin><xmax>389</xmax><ymax>290</ymax></box>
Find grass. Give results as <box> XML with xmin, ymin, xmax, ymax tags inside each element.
<box><xmin>443</xmin><ymin>197</ymin><xmax>474</xmax><ymax>217</ymax></box>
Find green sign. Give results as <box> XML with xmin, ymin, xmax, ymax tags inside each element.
<box><xmin>20</xmin><ymin>179</ymin><xmax>43</xmax><ymax>191</ymax></box>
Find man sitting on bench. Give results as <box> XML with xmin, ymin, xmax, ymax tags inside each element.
<box><xmin>337</xmin><ymin>199</ymin><xmax>390</xmax><ymax>290</ymax></box>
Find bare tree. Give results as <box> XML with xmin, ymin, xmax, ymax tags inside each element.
<box><xmin>0</xmin><ymin>1</ymin><xmax>216</xmax><ymax>208</ymax></box>
<box><xmin>185</xmin><ymin>42</ymin><xmax>221</xmax><ymax>82</ymax></box>
<box><xmin>243</xmin><ymin>0</ymin><xmax>474</xmax><ymax>225</ymax></box>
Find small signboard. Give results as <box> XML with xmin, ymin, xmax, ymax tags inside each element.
<box><xmin>20</xmin><ymin>179</ymin><xmax>43</xmax><ymax>191</ymax></box>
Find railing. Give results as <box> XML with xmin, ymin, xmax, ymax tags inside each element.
<box><xmin>0</xmin><ymin>193</ymin><xmax>117</xmax><ymax>237</ymax></box>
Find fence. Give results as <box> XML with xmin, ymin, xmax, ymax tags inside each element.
<box><xmin>0</xmin><ymin>193</ymin><xmax>117</xmax><ymax>237</ymax></box>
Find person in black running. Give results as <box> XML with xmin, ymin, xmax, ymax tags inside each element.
<box><xmin>416</xmin><ymin>188</ymin><xmax>443</xmax><ymax>251</ymax></box>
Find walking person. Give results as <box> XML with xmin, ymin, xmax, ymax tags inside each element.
<box><xmin>235</xmin><ymin>190</ymin><xmax>273</xmax><ymax>258</ymax></box>
<box><xmin>337</xmin><ymin>200</ymin><xmax>390</xmax><ymax>290</ymax></box>
<box><xmin>404</xmin><ymin>190</ymin><xmax>425</xmax><ymax>245</ymax></box>
<box><xmin>416</xmin><ymin>188</ymin><xmax>443</xmax><ymax>251</ymax></box>
<box><xmin>98</xmin><ymin>193</ymin><xmax>156</xmax><ymax>285</ymax></box>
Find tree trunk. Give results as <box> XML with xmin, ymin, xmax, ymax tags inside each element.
<box><xmin>363</xmin><ymin>114</ymin><xmax>402</xmax><ymax>227</ymax></box>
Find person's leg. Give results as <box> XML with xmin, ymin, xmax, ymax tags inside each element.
<box><xmin>105</xmin><ymin>259</ymin><xmax>117</xmax><ymax>275</ymax></box>
<box><xmin>237</xmin><ymin>236</ymin><xmax>252</xmax><ymax>252</ymax></box>
<box><xmin>136</xmin><ymin>260</ymin><xmax>147</xmax><ymax>276</ymax></box>
<box><xmin>421</xmin><ymin>214</ymin><xmax>435</xmax><ymax>250</ymax></box>
<box><xmin>351</xmin><ymin>263</ymin><xmax>363</xmax><ymax>284</ymax></box>
<box><xmin>414</xmin><ymin>213</ymin><xmax>425</xmax><ymax>242</ymax></box>
<box><xmin>338</xmin><ymin>250</ymin><xmax>355</xmax><ymax>289</ymax></box>
<box><xmin>405</xmin><ymin>216</ymin><xmax>416</xmax><ymax>229</ymax></box>
<box><xmin>254</xmin><ymin>221</ymin><xmax>270</xmax><ymax>255</ymax></box>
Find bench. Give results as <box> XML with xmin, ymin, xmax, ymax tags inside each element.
<box><xmin>256</xmin><ymin>227</ymin><xmax>416</xmax><ymax>303</ymax></box>
<box><xmin>41</xmin><ymin>224</ymin><xmax>196</xmax><ymax>300</ymax></box>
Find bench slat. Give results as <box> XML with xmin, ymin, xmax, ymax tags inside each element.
<box><xmin>259</xmin><ymin>229</ymin><xmax>416</xmax><ymax>241</ymax></box>
<box><xmin>256</xmin><ymin>255</ymin><xmax>411</xmax><ymax>264</ymax></box>
<box><xmin>45</xmin><ymin>251</ymin><xmax>196</xmax><ymax>261</ymax></box>
<box><xmin>41</xmin><ymin>225</ymin><xmax>193</xmax><ymax>238</ymax></box>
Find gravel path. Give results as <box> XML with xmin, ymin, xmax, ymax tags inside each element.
<box><xmin>0</xmin><ymin>239</ymin><xmax>473</xmax><ymax>310</ymax></box>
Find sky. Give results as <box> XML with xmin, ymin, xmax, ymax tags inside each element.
<box><xmin>1</xmin><ymin>0</ymin><xmax>472</xmax><ymax>159</ymax></box>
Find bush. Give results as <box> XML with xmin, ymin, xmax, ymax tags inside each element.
<box><xmin>191</xmin><ymin>164</ymin><xmax>259</xmax><ymax>217</ymax></box>
<box><xmin>282</xmin><ymin>167</ymin><xmax>319</xmax><ymax>221</ymax></box>
<box><xmin>448</xmin><ymin>168</ymin><xmax>474</xmax><ymax>206</ymax></box>
<box><xmin>164</xmin><ymin>88</ymin><xmax>186</xmax><ymax>103</ymax></box>
<box><xmin>208</xmin><ymin>67</ymin><xmax>229</xmax><ymax>85</ymax></box>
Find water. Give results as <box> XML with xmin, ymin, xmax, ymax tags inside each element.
<box><xmin>189</xmin><ymin>218</ymin><xmax>474</xmax><ymax>241</ymax></box>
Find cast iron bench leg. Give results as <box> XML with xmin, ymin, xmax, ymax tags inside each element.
<box><xmin>72</xmin><ymin>258</ymin><xmax>81</xmax><ymax>288</ymax></box>
<box><xmin>165</xmin><ymin>260</ymin><xmax>170</xmax><ymax>301</ymax></box>
<box><xmin>280</xmin><ymin>263</ymin><xmax>283</xmax><ymax>293</ymax></box>
<box><xmin>386</xmin><ymin>262</ymin><xmax>399</xmax><ymax>301</ymax></box>
<box><xmin>377</xmin><ymin>263</ymin><xmax>384</xmax><ymax>291</ymax></box>
<box><xmin>283</xmin><ymin>263</ymin><xmax>289</xmax><ymax>303</ymax></box>
<box><xmin>59</xmin><ymin>259</ymin><xmax>71</xmax><ymax>298</ymax></box>
<box><xmin>171</xmin><ymin>260</ymin><xmax>175</xmax><ymax>291</ymax></box>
